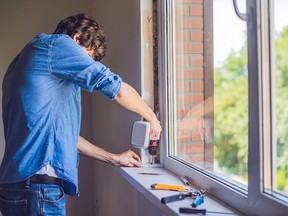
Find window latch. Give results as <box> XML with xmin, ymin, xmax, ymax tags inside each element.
<box><xmin>233</xmin><ymin>0</ymin><xmax>248</xmax><ymax>21</ymax></box>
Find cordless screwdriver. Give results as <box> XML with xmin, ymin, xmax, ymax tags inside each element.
<box><xmin>148</xmin><ymin>139</ymin><xmax>159</xmax><ymax>164</ymax></box>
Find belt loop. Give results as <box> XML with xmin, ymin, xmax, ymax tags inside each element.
<box><xmin>25</xmin><ymin>177</ymin><xmax>30</xmax><ymax>188</ymax></box>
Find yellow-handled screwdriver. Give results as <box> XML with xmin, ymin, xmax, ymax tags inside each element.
<box><xmin>151</xmin><ymin>183</ymin><xmax>189</xmax><ymax>191</ymax></box>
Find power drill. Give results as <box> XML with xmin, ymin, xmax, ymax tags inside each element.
<box><xmin>131</xmin><ymin>120</ymin><xmax>160</xmax><ymax>164</ymax></box>
<box><xmin>148</xmin><ymin>139</ymin><xmax>159</xmax><ymax>164</ymax></box>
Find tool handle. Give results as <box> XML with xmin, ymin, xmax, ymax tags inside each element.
<box><xmin>180</xmin><ymin>176</ymin><xmax>189</xmax><ymax>185</ymax></box>
<box><xmin>179</xmin><ymin>207</ymin><xmax>206</xmax><ymax>215</ymax></box>
<box><xmin>148</xmin><ymin>140</ymin><xmax>158</xmax><ymax>155</ymax></box>
<box><xmin>192</xmin><ymin>195</ymin><xmax>204</xmax><ymax>207</ymax></box>
<box><xmin>151</xmin><ymin>183</ymin><xmax>188</xmax><ymax>191</ymax></box>
<box><xmin>161</xmin><ymin>193</ymin><xmax>186</xmax><ymax>204</ymax></box>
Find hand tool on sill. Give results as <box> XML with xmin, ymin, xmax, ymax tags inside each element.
<box><xmin>150</xmin><ymin>176</ymin><xmax>192</xmax><ymax>191</ymax></box>
<box><xmin>180</xmin><ymin>176</ymin><xmax>190</xmax><ymax>186</ymax></box>
<box><xmin>179</xmin><ymin>207</ymin><xmax>207</xmax><ymax>215</ymax></box>
<box><xmin>192</xmin><ymin>193</ymin><xmax>205</xmax><ymax>207</ymax></box>
<box><xmin>161</xmin><ymin>192</ymin><xmax>194</xmax><ymax>204</ymax></box>
<box><xmin>179</xmin><ymin>207</ymin><xmax>236</xmax><ymax>215</ymax></box>
<box><xmin>180</xmin><ymin>176</ymin><xmax>207</xmax><ymax>207</ymax></box>
<box><xmin>159</xmin><ymin>187</ymin><xmax>207</xmax><ymax>204</ymax></box>
<box><xmin>150</xmin><ymin>183</ymin><xmax>190</xmax><ymax>191</ymax></box>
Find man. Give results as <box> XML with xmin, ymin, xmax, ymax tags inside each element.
<box><xmin>0</xmin><ymin>13</ymin><xmax>161</xmax><ymax>216</ymax></box>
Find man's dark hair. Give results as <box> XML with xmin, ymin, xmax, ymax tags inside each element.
<box><xmin>53</xmin><ymin>13</ymin><xmax>107</xmax><ymax>61</ymax></box>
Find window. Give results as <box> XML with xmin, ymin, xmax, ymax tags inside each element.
<box><xmin>263</xmin><ymin>0</ymin><xmax>288</xmax><ymax>198</ymax></box>
<box><xmin>159</xmin><ymin>0</ymin><xmax>288</xmax><ymax>215</ymax></box>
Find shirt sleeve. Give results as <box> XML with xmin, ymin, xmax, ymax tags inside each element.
<box><xmin>49</xmin><ymin>35</ymin><xmax>122</xmax><ymax>100</ymax></box>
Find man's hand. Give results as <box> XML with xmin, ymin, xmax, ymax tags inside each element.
<box><xmin>149</xmin><ymin>118</ymin><xmax>162</xmax><ymax>141</ymax></box>
<box><xmin>112</xmin><ymin>150</ymin><xmax>143</xmax><ymax>167</ymax></box>
<box><xmin>78</xmin><ymin>137</ymin><xmax>143</xmax><ymax>167</ymax></box>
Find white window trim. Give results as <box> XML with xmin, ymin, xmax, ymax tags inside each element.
<box><xmin>157</xmin><ymin>0</ymin><xmax>288</xmax><ymax>215</ymax></box>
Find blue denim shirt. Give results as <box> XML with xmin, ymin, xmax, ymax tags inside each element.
<box><xmin>0</xmin><ymin>33</ymin><xmax>122</xmax><ymax>195</ymax></box>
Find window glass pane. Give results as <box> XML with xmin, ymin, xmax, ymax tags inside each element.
<box><xmin>273</xmin><ymin>0</ymin><xmax>288</xmax><ymax>196</ymax></box>
<box><xmin>213</xmin><ymin>0</ymin><xmax>248</xmax><ymax>186</ymax></box>
<box><xmin>170</xmin><ymin>0</ymin><xmax>248</xmax><ymax>187</ymax></box>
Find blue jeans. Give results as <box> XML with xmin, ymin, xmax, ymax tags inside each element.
<box><xmin>0</xmin><ymin>180</ymin><xmax>66</xmax><ymax>216</ymax></box>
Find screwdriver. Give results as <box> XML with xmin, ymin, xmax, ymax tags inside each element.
<box><xmin>179</xmin><ymin>207</ymin><xmax>236</xmax><ymax>215</ymax></box>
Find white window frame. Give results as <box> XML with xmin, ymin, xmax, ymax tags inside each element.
<box><xmin>157</xmin><ymin>0</ymin><xmax>288</xmax><ymax>215</ymax></box>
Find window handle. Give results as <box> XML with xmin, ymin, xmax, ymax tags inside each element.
<box><xmin>233</xmin><ymin>0</ymin><xmax>247</xmax><ymax>21</ymax></box>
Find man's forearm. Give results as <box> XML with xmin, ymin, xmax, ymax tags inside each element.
<box><xmin>77</xmin><ymin>136</ymin><xmax>143</xmax><ymax>167</ymax></box>
<box><xmin>115</xmin><ymin>82</ymin><xmax>158</xmax><ymax>122</ymax></box>
<box><xmin>115</xmin><ymin>82</ymin><xmax>161</xmax><ymax>139</ymax></box>
<box><xmin>77</xmin><ymin>136</ymin><xmax>116</xmax><ymax>164</ymax></box>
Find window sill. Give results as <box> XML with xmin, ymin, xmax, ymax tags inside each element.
<box><xmin>119</xmin><ymin>166</ymin><xmax>241</xmax><ymax>216</ymax></box>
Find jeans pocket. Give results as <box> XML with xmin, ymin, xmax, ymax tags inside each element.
<box><xmin>41</xmin><ymin>185</ymin><xmax>66</xmax><ymax>216</ymax></box>
<box><xmin>0</xmin><ymin>195</ymin><xmax>28</xmax><ymax>216</ymax></box>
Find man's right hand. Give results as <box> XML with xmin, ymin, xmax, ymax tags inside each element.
<box><xmin>149</xmin><ymin>118</ymin><xmax>162</xmax><ymax>140</ymax></box>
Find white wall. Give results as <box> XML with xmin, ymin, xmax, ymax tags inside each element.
<box><xmin>89</xmin><ymin>0</ymin><xmax>141</xmax><ymax>215</ymax></box>
<box><xmin>90</xmin><ymin>0</ymin><xmax>163</xmax><ymax>215</ymax></box>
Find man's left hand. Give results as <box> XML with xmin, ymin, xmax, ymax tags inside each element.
<box><xmin>113</xmin><ymin>150</ymin><xmax>143</xmax><ymax>167</ymax></box>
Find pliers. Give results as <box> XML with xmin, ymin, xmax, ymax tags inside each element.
<box><xmin>161</xmin><ymin>189</ymin><xmax>206</xmax><ymax>204</ymax></box>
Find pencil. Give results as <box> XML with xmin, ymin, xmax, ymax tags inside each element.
<box><xmin>138</xmin><ymin>172</ymin><xmax>162</xmax><ymax>175</ymax></box>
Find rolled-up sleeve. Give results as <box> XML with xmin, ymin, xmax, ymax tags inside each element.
<box><xmin>49</xmin><ymin>35</ymin><xmax>122</xmax><ymax>100</ymax></box>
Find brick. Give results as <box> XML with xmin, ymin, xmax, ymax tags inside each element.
<box><xmin>190</xmin><ymin>55</ymin><xmax>204</xmax><ymax>67</ymax></box>
<box><xmin>169</xmin><ymin>0</ymin><xmax>207</xmax><ymax>166</ymax></box>
<box><xmin>177</xmin><ymin>143</ymin><xmax>205</xmax><ymax>154</ymax></box>
<box><xmin>176</xmin><ymin>69</ymin><xmax>204</xmax><ymax>79</ymax></box>
<box><xmin>177</xmin><ymin>130</ymin><xmax>192</xmax><ymax>142</ymax></box>
<box><xmin>176</xmin><ymin>0</ymin><xmax>203</xmax><ymax>3</ymax></box>
<box><xmin>190</xmin><ymin>81</ymin><xmax>204</xmax><ymax>91</ymax></box>
<box><xmin>176</xmin><ymin>129</ymin><xmax>205</xmax><ymax>142</ymax></box>
<box><xmin>190</xmin><ymin>5</ymin><xmax>203</xmax><ymax>16</ymax></box>
<box><xmin>176</xmin><ymin>4</ymin><xmax>189</xmax><ymax>16</ymax></box>
<box><xmin>176</xmin><ymin>93</ymin><xmax>204</xmax><ymax>105</ymax></box>
<box><xmin>176</xmin><ymin>55</ymin><xmax>190</xmax><ymax>67</ymax></box>
<box><xmin>178</xmin><ymin>117</ymin><xmax>204</xmax><ymax>129</ymax></box>
<box><xmin>176</xmin><ymin>42</ymin><xmax>203</xmax><ymax>54</ymax></box>
<box><xmin>191</xmin><ymin>30</ymin><xmax>203</xmax><ymax>41</ymax></box>
<box><xmin>178</xmin><ymin>118</ymin><xmax>204</xmax><ymax>129</ymax></box>
<box><xmin>191</xmin><ymin>153</ymin><xmax>204</xmax><ymax>163</ymax></box>
<box><xmin>192</xmin><ymin>104</ymin><xmax>205</xmax><ymax>116</ymax></box>
<box><xmin>176</xmin><ymin>30</ymin><xmax>190</xmax><ymax>42</ymax></box>
<box><xmin>192</xmin><ymin>130</ymin><xmax>203</xmax><ymax>140</ymax></box>
<box><xmin>176</xmin><ymin>81</ymin><xmax>190</xmax><ymax>92</ymax></box>
<box><xmin>177</xmin><ymin>107</ymin><xmax>190</xmax><ymax>119</ymax></box>
<box><xmin>177</xmin><ymin>107</ymin><xmax>190</xmax><ymax>118</ymax></box>
<box><xmin>176</xmin><ymin>69</ymin><xmax>185</xmax><ymax>80</ymax></box>
<box><xmin>176</xmin><ymin>17</ymin><xmax>203</xmax><ymax>29</ymax></box>
<box><xmin>183</xmin><ymin>104</ymin><xmax>204</xmax><ymax>117</ymax></box>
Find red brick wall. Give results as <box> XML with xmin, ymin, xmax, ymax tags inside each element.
<box><xmin>175</xmin><ymin>0</ymin><xmax>208</xmax><ymax>165</ymax></box>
